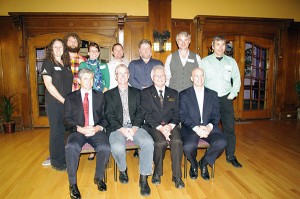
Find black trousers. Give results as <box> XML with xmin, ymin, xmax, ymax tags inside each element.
<box><xmin>46</xmin><ymin>102</ymin><xmax>66</xmax><ymax>168</ymax></box>
<box><xmin>147</xmin><ymin>126</ymin><xmax>183</xmax><ymax>179</ymax></box>
<box><xmin>219</xmin><ymin>95</ymin><xmax>237</xmax><ymax>160</ymax></box>
<box><xmin>65</xmin><ymin>131</ymin><xmax>111</xmax><ymax>184</ymax></box>
<box><xmin>182</xmin><ymin>130</ymin><xmax>227</xmax><ymax>169</ymax></box>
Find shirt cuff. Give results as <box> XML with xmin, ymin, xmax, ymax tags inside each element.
<box><xmin>192</xmin><ymin>126</ymin><xmax>199</xmax><ymax>132</ymax></box>
<box><xmin>228</xmin><ymin>93</ymin><xmax>235</xmax><ymax>99</ymax></box>
<box><xmin>156</xmin><ymin>125</ymin><xmax>162</xmax><ymax>131</ymax></box>
<box><xmin>168</xmin><ymin>123</ymin><xmax>175</xmax><ymax>130</ymax></box>
<box><xmin>207</xmin><ymin>123</ymin><xmax>213</xmax><ymax>131</ymax></box>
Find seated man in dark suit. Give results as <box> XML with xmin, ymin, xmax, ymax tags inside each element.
<box><xmin>104</xmin><ymin>64</ymin><xmax>154</xmax><ymax>196</ymax></box>
<box><xmin>179</xmin><ymin>68</ymin><xmax>227</xmax><ymax>180</ymax></box>
<box><xmin>141</xmin><ymin>65</ymin><xmax>185</xmax><ymax>189</ymax></box>
<box><xmin>64</xmin><ymin>68</ymin><xmax>110</xmax><ymax>199</ymax></box>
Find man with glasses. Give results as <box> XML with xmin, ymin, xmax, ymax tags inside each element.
<box><xmin>141</xmin><ymin>65</ymin><xmax>185</xmax><ymax>189</ymax></box>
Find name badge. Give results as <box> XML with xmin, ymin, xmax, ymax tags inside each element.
<box><xmin>100</xmin><ymin>65</ymin><xmax>106</xmax><ymax>69</ymax></box>
<box><xmin>224</xmin><ymin>65</ymin><xmax>232</xmax><ymax>71</ymax></box>
<box><xmin>54</xmin><ymin>67</ymin><xmax>62</xmax><ymax>71</ymax></box>
<box><xmin>187</xmin><ymin>58</ymin><xmax>195</xmax><ymax>63</ymax></box>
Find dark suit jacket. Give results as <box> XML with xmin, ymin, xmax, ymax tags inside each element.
<box><xmin>179</xmin><ymin>86</ymin><xmax>221</xmax><ymax>136</ymax></box>
<box><xmin>141</xmin><ymin>85</ymin><xmax>180</xmax><ymax>129</ymax></box>
<box><xmin>104</xmin><ymin>86</ymin><xmax>144</xmax><ymax>134</ymax></box>
<box><xmin>64</xmin><ymin>89</ymin><xmax>107</xmax><ymax>132</ymax></box>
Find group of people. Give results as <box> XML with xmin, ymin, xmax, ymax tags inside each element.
<box><xmin>41</xmin><ymin>31</ymin><xmax>242</xmax><ymax>199</ymax></box>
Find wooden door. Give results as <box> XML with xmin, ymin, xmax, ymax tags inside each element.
<box><xmin>28</xmin><ymin>33</ymin><xmax>116</xmax><ymax>127</ymax></box>
<box><xmin>238</xmin><ymin>36</ymin><xmax>274</xmax><ymax>119</ymax></box>
<box><xmin>201</xmin><ymin>36</ymin><xmax>274</xmax><ymax>120</ymax></box>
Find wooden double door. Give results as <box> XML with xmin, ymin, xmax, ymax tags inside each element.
<box><xmin>202</xmin><ymin>35</ymin><xmax>275</xmax><ymax>120</ymax></box>
<box><xmin>28</xmin><ymin>33</ymin><xmax>116</xmax><ymax>127</ymax></box>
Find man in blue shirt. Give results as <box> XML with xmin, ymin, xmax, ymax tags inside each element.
<box><xmin>128</xmin><ymin>39</ymin><xmax>163</xmax><ymax>90</ymax></box>
<box><xmin>128</xmin><ymin>39</ymin><xmax>163</xmax><ymax>158</ymax></box>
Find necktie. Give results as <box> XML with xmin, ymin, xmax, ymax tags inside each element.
<box><xmin>159</xmin><ymin>90</ymin><xmax>164</xmax><ymax>107</ymax></box>
<box><xmin>83</xmin><ymin>92</ymin><xmax>89</xmax><ymax>126</ymax></box>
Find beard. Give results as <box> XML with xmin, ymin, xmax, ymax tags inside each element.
<box><xmin>67</xmin><ymin>46</ymin><xmax>80</xmax><ymax>53</ymax></box>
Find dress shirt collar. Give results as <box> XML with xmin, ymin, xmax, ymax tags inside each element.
<box><xmin>154</xmin><ymin>85</ymin><xmax>166</xmax><ymax>97</ymax></box>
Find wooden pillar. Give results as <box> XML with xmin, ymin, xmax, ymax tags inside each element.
<box><xmin>148</xmin><ymin>0</ymin><xmax>172</xmax><ymax>63</ymax></box>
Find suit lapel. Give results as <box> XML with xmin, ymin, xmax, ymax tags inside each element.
<box><xmin>202</xmin><ymin>88</ymin><xmax>211</xmax><ymax>123</ymax></box>
<box><xmin>113</xmin><ymin>87</ymin><xmax>123</xmax><ymax>123</ymax></box>
<box><xmin>150</xmin><ymin>86</ymin><xmax>162</xmax><ymax>108</ymax></box>
<box><xmin>75</xmin><ymin>91</ymin><xmax>85</xmax><ymax>121</ymax></box>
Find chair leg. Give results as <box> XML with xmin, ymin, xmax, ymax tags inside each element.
<box><xmin>184</xmin><ymin>156</ymin><xmax>187</xmax><ymax>179</ymax></box>
<box><xmin>104</xmin><ymin>161</ymin><xmax>108</xmax><ymax>183</ymax></box>
<box><xmin>211</xmin><ymin>163</ymin><xmax>215</xmax><ymax>179</ymax></box>
<box><xmin>114</xmin><ymin>159</ymin><xmax>117</xmax><ymax>182</ymax></box>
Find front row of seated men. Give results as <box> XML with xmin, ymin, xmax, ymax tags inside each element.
<box><xmin>64</xmin><ymin>65</ymin><xmax>227</xmax><ymax>199</ymax></box>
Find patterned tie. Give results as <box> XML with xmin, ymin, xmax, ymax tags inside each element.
<box><xmin>159</xmin><ymin>90</ymin><xmax>164</xmax><ymax>107</ymax></box>
<box><xmin>83</xmin><ymin>92</ymin><xmax>89</xmax><ymax>126</ymax></box>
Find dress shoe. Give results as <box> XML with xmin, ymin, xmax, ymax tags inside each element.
<box><xmin>227</xmin><ymin>158</ymin><xmax>243</xmax><ymax>168</ymax></box>
<box><xmin>69</xmin><ymin>184</ymin><xmax>81</xmax><ymax>199</ymax></box>
<box><xmin>172</xmin><ymin>177</ymin><xmax>185</xmax><ymax>189</ymax></box>
<box><xmin>199</xmin><ymin>158</ymin><xmax>210</xmax><ymax>180</ymax></box>
<box><xmin>151</xmin><ymin>173</ymin><xmax>161</xmax><ymax>184</ymax></box>
<box><xmin>189</xmin><ymin>167</ymin><xmax>198</xmax><ymax>179</ymax></box>
<box><xmin>133</xmin><ymin>149</ymin><xmax>139</xmax><ymax>158</ymax></box>
<box><xmin>139</xmin><ymin>175</ymin><xmax>151</xmax><ymax>196</ymax></box>
<box><xmin>119</xmin><ymin>169</ymin><xmax>129</xmax><ymax>184</ymax></box>
<box><xmin>94</xmin><ymin>178</ymin><xmax>107</xmax><ymax>191</ymax></box>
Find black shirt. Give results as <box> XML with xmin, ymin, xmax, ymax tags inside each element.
<box><xmin>41</xmin><ymin>59</ymin><xmax>73</xmax><ymax>105</ymax></box>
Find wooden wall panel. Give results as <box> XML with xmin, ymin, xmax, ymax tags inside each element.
<box><xmin>0</xmin><ymin>17</ymin><xmax>28</xmax><ymax>129</ymax></box>
<box><xmin>286</xmin><ymin>23</ymin><xmax>300</xmax><ymax>108</ymax></box>
<box><xmin>0</xmin><ymin>13</ymin><xmax>125</xmax><ymax>129</ymax></box>
<box><xmin>171</xmin><ymin>19</ymin><xmax>196</xmax><ymax>53</ymax></box>
<box><xmin>124</xmin><ymin>17</ymin><xmax>150</xmax><ymax>62</ymax></box>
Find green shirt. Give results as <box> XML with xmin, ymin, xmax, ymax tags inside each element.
<box><xmin>79</xmin><ymin>60</ymin><xmax>110</xmax><ymax>91</ymax></box>
<box><xmin>200</xmin><ymin>54</ymin><xmax>241</xmax><ymax>99</ymax></box>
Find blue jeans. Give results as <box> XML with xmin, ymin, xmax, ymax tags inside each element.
<box><xmin>109</xmin><ymin>128</ymin><xmax>154</xmax><ymax>175</ymax></box>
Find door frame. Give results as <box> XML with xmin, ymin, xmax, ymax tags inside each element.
<box><xmin>28</xmin><ymin>33</ymin><xmax>116</xmax><ymax>127</ymax></box>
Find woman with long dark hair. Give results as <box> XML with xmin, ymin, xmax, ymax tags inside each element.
<box><xmin>41</xmin><ymin>38</ymin><xmax>73</xmax><ymax>171</ymax></box>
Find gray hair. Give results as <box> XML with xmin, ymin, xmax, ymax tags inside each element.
<box><xmin>176</xmin><ymin>31</ymin><xmax>191</xmax><ymax>41</ymax></box>
<box><xmin>150</xmin><ymin>65</ymin><xmax>165</xmax><ymax>79</ymax></box>
<box><xmin>78</xmin><ymin>68</ymin><xmax>94</xmax><ymax>79</ymax></box>
<box><xmin>115</xmin><ymin>64</ymin><xmax>129</xmax><ymax>75</ymax></box>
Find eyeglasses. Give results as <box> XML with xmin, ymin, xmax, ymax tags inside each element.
<box><xmin>153</xmin><ymin>75</ymin><xmax>166</xmax><ymax>78</ymax></box>
<box><xmin>89</xmin><ymin>50</ymin><xmax>99</xmax><ymax>54</ymax></box>
<box><xmin>116</xmin><ymin>72</ymin><xmax>129</xmax><ymax>76</ymax></box>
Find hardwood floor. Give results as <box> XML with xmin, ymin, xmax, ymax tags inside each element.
<box><xmin>0</xmin><ymin>120</ymin><xmax>299</xmax><ymax>199</ymax></box>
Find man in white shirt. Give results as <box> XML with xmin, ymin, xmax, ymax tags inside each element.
<box><xmin>165</xmin><ymin>31</ymin><xmax>201</xmax><ymax>92</ymax></box>
<box><xmin>107</xmin><ymin>43</ymin><xmax>129</xmax><ymax>89</ymax></box>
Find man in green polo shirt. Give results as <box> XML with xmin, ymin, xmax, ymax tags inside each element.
<box><xmin>200</xmin><ymin>35</ymin><xmax>242</xmax><ymax>168</ymax></box>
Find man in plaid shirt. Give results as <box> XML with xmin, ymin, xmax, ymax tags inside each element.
<box><xmin>64</xmin><ymin>33</ymin><xmax>86</xmax><ymax>91</ymax></box>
